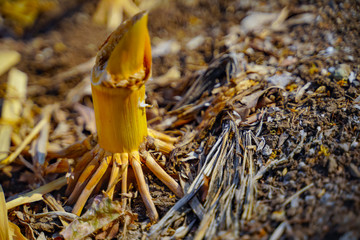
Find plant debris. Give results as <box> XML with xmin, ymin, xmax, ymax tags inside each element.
<box><xmin>0</xmin><ymin>0</ymin><xmax>359</xmax><ymax>239</ymax></box>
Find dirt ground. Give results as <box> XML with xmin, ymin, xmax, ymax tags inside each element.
<box><xmin>1</xmin><ymin>0</ymin><xmax>360</xmax><ymax>239</ymax></box>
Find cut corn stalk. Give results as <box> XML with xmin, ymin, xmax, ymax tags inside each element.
<box><xmin>93</xmin><ymin>0</ymin><xmax>141</xmax><ymax>30</ymax></box>
<box><xmin>0</xmin><ymin>51</ymin><xmax>21</xmax><ymax>76</ymax></box>
<box><xmin>0</xmin><ymin>68</ymin><xmax>27</xmax><ymax>162</ymax></box>
<box><xmin>64</xmin><ymin>11</ymin><xmax>183</xmax><ymax>222</ymax></box>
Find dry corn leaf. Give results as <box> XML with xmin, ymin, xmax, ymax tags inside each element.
<box><xmin>240</xmin><ymin>7</ymin><xmax>288</xmax><ymax>35</ymax></box>
<box><xmin>239</xmin><ymin>86</ymin><xmax>283</xmax><ymax>110</ymax></box>
<box><xmin>44</xmin><ymin>159</ymin><xmax>70</xmax><ymax>175</ymax></box>
<box><xmin>61</xmin><ymin>196</ymin><xmax>137</xmax><ymax>240</ymax></box>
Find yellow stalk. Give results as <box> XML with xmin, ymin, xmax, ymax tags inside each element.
<box><xmin>0</xmin><ymin>185</ymin><xmax>9</xmax><ymax>240</ymax></box>
<box><xmin>91</xmin><ymin>84</ymin><xmax>147</xmax><ymax>153</ymax></box>
<box><xmin>1</xmin><ymin>184</ymin><xmax>27</xmax><ymax>240</ymax></box>
<box><xmin>91</xmin><ymin>11</ymin><xmax>151</xmax><ymax>153</ymax></box>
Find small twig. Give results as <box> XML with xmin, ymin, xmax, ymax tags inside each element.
<box><xmin>194</xmin><ymin>202</ymin><xmax>217</xmax><ymax>240</ymax></box>
<box><xmin>282</xmin><ymin>183</ymin><xmax>314</xmax><ymax>207</ymax></box>
<box><xmin>269</xmin><ymin>221</ymin><xmax>288</xmax><ymax>240</ymax></box>
<box><xmin>6</xmin><ymin>176</ymin><xmax>67</xmax><ymax>210</ymax></box>
<box><xmin>18</xmin><ymin>155</ymin><xmax>36</xmax><ymax>173</ymax></box>
<box><xmin>34</xmin><ymin>105</ymin><xmax>55</xmax><ymax>167</ymax></box>
<box><xmin>18</xmin><ymin>155</ymin><xmax>46</xmax><ymax>184</ymax></box>
<box><xmin>43</xmin><ymin>194</ymin><xmax>69</xmax><ymax>226</ymax></box>
<box><xmin>26</xmin><ymin>211</ymin><xmax>77</xmax><ymax>222</ymax></box>
<box><xmin>255</xmin><ymin>109</ymin><xmax>266</xmax><ymax>137</ymax></box>
<box><xmin>53</xmin><ymin>58</ymin><xmax>95</xmax><ymax>85</ymax></box>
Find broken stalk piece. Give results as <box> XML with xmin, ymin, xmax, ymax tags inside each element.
<box><xmin>65</xmin><ymin>11</ymin><xmax>183</xmax><ymax>222</ymax></box>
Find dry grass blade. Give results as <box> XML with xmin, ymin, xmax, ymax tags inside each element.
<box><xmin>174</xmin><ymin>53</ymin><xmax>238</xmax><ymax>108</ymax></box>
<box><xmin>194</xmin><ymin>203</ymin><xmax>217</xmax><ymax>240</ymax></box>
<box><xmin>149</xmin><ymin>129</ymin><xmax>227</xmax><ymax>238</ymax></box>
<box><xmin>53</xmin><ymin>57</ymin><xmax>95</xmax><ymax>85</ymax></box>
<box><xmin>199</xmin><ymin>121</ymin><xmax>248</xmax><ymax>238</ymax></box>
<box><xmin>269</xmin><ymin>221</ymin><xmax>288</xmax><ymax>240</ymax></box>
<box><xmin>148</xmin><ymin>188</ymin><xmax>199</xmax><ymax>238</ymax></box>
<box><xmin>6</xmin><ymin>176</ymin><xmax>67</xmax><ymax>210</ymax></box>
<box><xmin>43</xmin><ymin>194</ymin><xmax>70</xmax><ymax>226</ymax></box>
<box><xmin>282</xmin><ymin>183</ymin><xmax>314</xmax><ymax>207</ymax></box>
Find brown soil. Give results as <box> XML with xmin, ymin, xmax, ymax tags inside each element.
<box><xmin>1</xmin><ymin>0</ymin><xmax>359</xmax><ymax>239</ymax></box>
